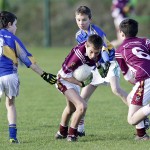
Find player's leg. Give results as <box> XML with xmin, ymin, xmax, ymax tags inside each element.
<box><xmin>109</xmin><ymin>75</ymin><xmax>128</xmax><ymax>106</ymax></box>
<box><xmin>78</xmin><ymin>84</ymin><xmax>97</xmax><ymax>136</ymax></box>
<box><xmin>126</xmin><ymin>84</ymin><xmax>150</xmax><ymax>130</ymax></box>
<box><xmin>65</xmin><ymin>88</ymin><xmax>87</xmax><ymax>141</ymax></box>
<box><xmin>6</xmin><ymin>96</ymin><xmax>19</xmax><ymax>143</ymax></box>
<box><xmin>61</xmin><ymin>99</ymin><xmax>76</xmax><ymax>126</ymax></box>
<box><xmin>4</xmin><ymin>74</ymin><xmax>20</xmax><ymax>143</ymax></box>
<box><xmin>55</xmin><ymin>99</ymin><xmax>76</xmax><ymax>139</ymax></box>
<box><xmin>127</xmin><ymin>103</ymin><xmax>150</xmax><ymax>140</ymax></box>
<box><xmin>127</xmin><ymin>79</ymin><xmax>150</xmax><ymax>140</ymax></box>
<box><xmin>77</xmin><ymin>68</ymin><xmax>105</xmax><ymax>136</ymax></box>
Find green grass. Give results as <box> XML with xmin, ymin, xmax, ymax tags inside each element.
<box><xmin>0</xmin><ymin>47</ymin><xmax>150</xmax><ymax>150</ymax></box>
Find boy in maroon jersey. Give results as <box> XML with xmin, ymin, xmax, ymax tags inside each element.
<box><xmin>55</xmin><ymin>34</ymin><xmax>103</xmax><ymax>142</ymax></box>
<box><xmin>115</xmin><ymin>18</ymin><xmax>150</xmax><ymax>140</ymax></box>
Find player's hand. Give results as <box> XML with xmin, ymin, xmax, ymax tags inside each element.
<box><xmin>104</xmin><ymin>61</ymin><xmax>111</xmax><ymax>75</ymax></box>
<box><xmin>97</xmin><ymin>61</ymin><xmax>110</xmax><ymax>78</ymax></box>
<box><xmin>81</xmin><ymin>74</ymin><xmax>93</xmax><ymax>87</ymax></box>
<box><xmin>41</xmin><ymin>72</ymin><xmax>57</xmax><ymax>85</ymax></box>
<box><xmin>97</xmin><ymin>65</ymin><xmax>106</xmax><ymax>78</ymax></box>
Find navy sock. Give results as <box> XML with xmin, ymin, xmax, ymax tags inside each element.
<box><xmin>9</xmin><ymin>124</ymin><xmax>17</xmax><ymax>140</ymax></box>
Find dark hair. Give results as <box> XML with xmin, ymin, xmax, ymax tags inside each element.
<box><xmin>75</xmin><ymin>6</ymin><xmax>92</xmax><ymax>19</ymax></box>
<box><xmin>87</xmin><ymin>34</ymin><xmax>103</xmax><ymax>49</ymax></box>
<box><xmin>119</xmin><ymin>18</ymin><xmax>138</xmax><ymax>37</ymax></box>
<box><xmin>0</xmin><ymin>11</ymin><xmax>17</xmax><ymax>29</ymax></box>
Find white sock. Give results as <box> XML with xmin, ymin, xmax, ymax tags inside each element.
<box><xmin>136</xmin><ymin>121</ymin><xmax>145</xmax><ymax>129</ymax></box>
<box><xmin>77</xmin><ymin>119</ymin><xmax>85</xmax><ymax>132</ymax></box>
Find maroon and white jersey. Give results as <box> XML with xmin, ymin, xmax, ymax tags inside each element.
<box><xmin>115</xmin><ymin>37</ymin><xmax>150</xmax><ymax>82</ymax></box>
<box><xmin>59</xmin><ymin>42</ymin><xmax>100</xmax><ymax>78</ymax></box>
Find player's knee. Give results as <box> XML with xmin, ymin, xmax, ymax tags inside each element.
<box><xmin>127</xmin><ymin>119</ymin><xmax>136</xmax><ymax>125</ymax></box>
<box><xmin>127</xmin><ymin>116</ymin><xmax>137</xmax><ymax>126</ymax></box>
<box><xmin>77</xmin><ymin>102</ymin><xmax>87</xmax><ymax>114</ymax></box>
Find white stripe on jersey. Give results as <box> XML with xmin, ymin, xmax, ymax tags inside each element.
<box><xmin>63</xmin><ymin>64</ymin><xmax>72</xmax><ymax>72</ymax></box>
<box><xmin>115</xmin><ymin>53</ymin><xmax>123</xmax><ymax>58</ymax></box>
<box><xmin>74</xmin><ymin>48</ymin><xmax>86</xmax><ymax>64</ymax></box>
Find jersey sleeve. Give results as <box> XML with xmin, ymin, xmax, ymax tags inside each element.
<box><xmin>14</xmin><ymin>37</ymin><xmax>36</xmax><ymax>68</ymax></box>
<box><xmin>61</xmin><ymin>48</ymin><xmax>83</xmax><ymax>78</ymax></box>
<box><xmin>115</xmin><ymin>50</ymin><xmax>131</xmax><ymax>81</ymax></box>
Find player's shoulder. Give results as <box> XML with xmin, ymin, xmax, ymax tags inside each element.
<box><xmin>91</xmin><ymin>24</ymin><xmax>106</xmax><ymax>36</ymax></box>
<box><xmin>75</xmin><ymin>42</ymin><xmax>85</xmax><ymax>49</ymax></box>
<box><xmin>0</xmin><ymin>29</ymin><xmax>14</xmax><ymax>38</ymax></box>
<box><xmin>139</xmin><ymin>36</ymin><xmax>150</xmax><ymax>42</ymax></box>
<box><xmin>76</xmin><ymin>29</ymin><xmax>86</xmax><ymax>38</ymax></box>
<box><xmin>74</xmin><ymin>42</ymin><xmax>86</xmax><ymax>53</ymax></box>
<box><xmin>0</xmin><ymin>29</ymin><xmax>18</xmax><ymax>44</ymax></box>
<box><xmin>91</xmin><ymin>24</ymin><xmax>104</xmax><ymax>32</ymax></box>
<box><xmin>75</xmin><ymin>30</ymin><xmax>87</xmax><ymax>44</ymax></box>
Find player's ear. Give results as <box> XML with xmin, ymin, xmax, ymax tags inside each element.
<box><xmin>120</xmin><ymin>30</ymin><xmax>125</xmax><ymax>38</ymax></box>
<box><xmin>7</xmin><ymin>22</ymin><xmax>12</xmax><ymax>28</ymax></box>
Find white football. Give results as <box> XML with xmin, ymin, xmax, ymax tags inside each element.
<box><xmin>73</xmin><ymin>64</ymin><xmax>92</xmax><ymax>81</ymax></box>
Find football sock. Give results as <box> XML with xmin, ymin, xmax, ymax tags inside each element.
<box><xmin>59</xmin><ymin>124</ymin><xmax>68</xmax><ymax>137</ymax></box>
<box><xmin>77</xmin><ymin>119</ymin><xmax>84</xmax><ymax>132</ymax></box>
<box><xmin>136</xmin><ymin>128</ymin><xmax>146</xmax><ymax>137</ymax></box>
<box><xmin>68</xmin><ymin>127</ymin><xmax>77</xmax><ymax>137</ymax></box>
<box><xmin>9</xmin><ymin>124</ymin><xmax>17</xmax><ymax>140</ymax></box>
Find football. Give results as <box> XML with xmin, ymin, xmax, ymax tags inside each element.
<box><xmin>73</xmin><ymin>64</ymin><xmax>92</xmax><ymax>81</ymax></box>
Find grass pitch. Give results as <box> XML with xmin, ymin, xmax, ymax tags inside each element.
<box><xmin>0</xmin><ymin>47</ymin><xmax>150</xmax><ymax>150</ymax></box>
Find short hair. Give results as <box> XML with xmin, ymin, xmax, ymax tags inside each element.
<box><xmin>0</xmin><ymin>11</ymin><xmax>17</xmax><ymax>29</ymax></box>
<box><xmin>75</xmin><ymin>6</ymin><xmax>92</xmax><ymax>19</ymax></box>
<box><xmin>119</xmin><ymin>18</ymin><xmax>138</xmax><ymax>37</ymax></box>
<box><xmin>87</xmin><ymin>34</ymin><xmax>103</xmax><ymax>50</ymax></box>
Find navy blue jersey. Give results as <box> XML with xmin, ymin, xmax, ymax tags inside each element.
<box><xmin>0</xmin><ymin>29</ymin><xmax>36</xmax><ymax>77</ymax></box>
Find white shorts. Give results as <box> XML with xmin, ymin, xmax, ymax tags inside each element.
<box><xmin>104</xmin><ymin>61</ymin><xmax>120</xmax><ymax>82</ymax></box>
<box><xmin>129</xmin><ymin>78</ymin><xmax>150</xmax><ymax>106</ymax></box>
<box><xmin>56</xmin><ymin>78</ymin><xmax>80</xmax><ymax>95</ymax></box>
<box><xmin>0</xmin><ymin>73</ymin><xmax>20</xmax><ymax>99</ymax></box>
<box><xmin>91</xmin><ymin>61</ymin><xmax>120</xmax><ymax>86</ymax></box>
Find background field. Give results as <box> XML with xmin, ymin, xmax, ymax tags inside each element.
<box><xmin>2</xmin><ymin>0</ymin><xmax>150</xmax><ymax>47</ymax></box>
<box><xmin>0</xmin><ymin>47</ymin><xmax>150</xmax><ymax>150</ymax></box>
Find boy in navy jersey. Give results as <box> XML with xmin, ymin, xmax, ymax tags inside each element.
<box><xmin>75</xmin><ymin>5</ymin><xmax>128</xmax><ymax>136</ymax></box>
<box><xmin>115</xmin><ymin>18</ymin><xmax>150</xmax><ymax>140</ymax></box>
<box><xmin>0</xmin><ymin>11</ymin><xmax>56</xmax><ymax>143</ymax></box>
